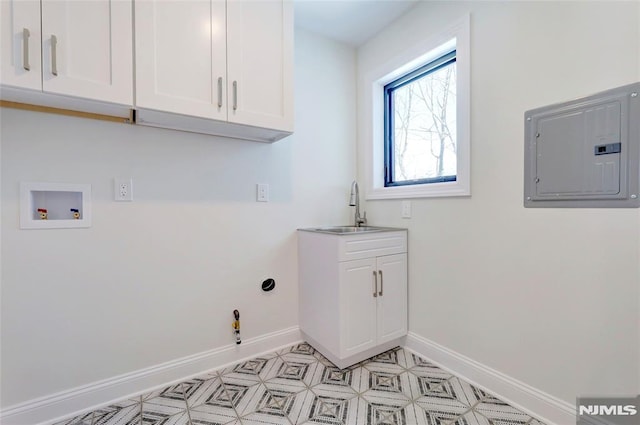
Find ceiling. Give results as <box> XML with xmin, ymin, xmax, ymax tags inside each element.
<box><xmin>294</xmin><ymin>0</ymin><xmax>419</xmax><ymax>47</ymax></box>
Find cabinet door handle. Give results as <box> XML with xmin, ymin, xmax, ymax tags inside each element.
<box><xmin>232</xmin><ymin>80</ymin><xmax>238</xmax><ymax>111</ymax></box>
<box><xmin>51</xmin><ymin>34</ymin><xmax>58</xmax><ymax>76</ymax></box>
<box><xmin>217</xmin><ymin>77</ymin><xmax>223</xmax><ymax>108</ymax></box>
<box><xmin>22</xmin><ymin>28</ymin><xmax>30</xmax><ymax>71</ymax></box>
<box><xmin>378</xmin><ymin>270</ymin><xmax>383</xmax><ymax>296</ymax></box>
<box><xmin>372</xmin><ymin>271</ymin><xmax>378</xmax><ymax>298</ymax></box>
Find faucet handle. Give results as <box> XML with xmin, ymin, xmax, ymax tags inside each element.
<box><xmin>361</xmin><ymin>211</ymin><xmax>367</xmax><ymax>225</ymax></box>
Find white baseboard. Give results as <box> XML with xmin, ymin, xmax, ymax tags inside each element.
<box><xmin>405</xmin><ymin>332</ymin><xmax>576</xmax><ymax>425</ymax></box>
<box><xmin>1</xmin><ymin>326</ymin><xmax>302</xmax><ymax>425</ymax></box>
<box><xmin>1</xmin><ymin>329</ymin><xmax>577</xmax><ymax>425</ymax></box>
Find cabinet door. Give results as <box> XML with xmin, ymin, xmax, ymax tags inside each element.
<box><xmin>376</xmin><ymin>253</ymin><xmax>407</xmax><ymax>344</ymax></box>
<box><xmin>0</xmin><ymin>0</ymin><xmax>41</xmax><ymax>90</ymax></box>
<box><xmin>339</xmin><ymin>258</ymin><xmax>377</xmax><ymax>358</ymax></box>
<box><xmin>41</xmin><ymin>0</ymin><xmax>132</xmax><ymax>104</ymax></box>
<box><xmin>135</xmin><ymin>0</ymin><xmax>226</xmax><ymax>119</ymax></box>
<box><xmin>226</xmin><ymin>0</ymin><xmax>293</xmax><ymax>132</ymax></box>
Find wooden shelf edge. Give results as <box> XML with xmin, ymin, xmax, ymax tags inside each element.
<box><xmin>0</xmin><ymin>100</ymin><xmax>134</xmax><ymax>124</ymax></box>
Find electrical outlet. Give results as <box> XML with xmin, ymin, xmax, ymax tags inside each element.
<box><xmin>401</xmin><ymin>200</ymin><xmax>411</xmax><ymax>218</ymax></box>
<box><xmin>114</xmin><ymin>178</ymin><xmax>133</xmax><ymax>202</ymax></box>
<box><xmin>257</xmin><ymin>183</ymin><xmax>269</xmax><ymax>202</ymax></box>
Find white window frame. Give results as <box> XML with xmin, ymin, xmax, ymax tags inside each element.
<box><xmin>362</xmin><ymin>15</ymin><xmax>470</xmax><ymax>200</ymax></box>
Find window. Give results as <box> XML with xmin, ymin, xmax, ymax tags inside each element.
<box><xmin>362</xmin><ymin>16</ymin><xmax>470</xmax><ymax>199</ymax></box>
<box><xmin>384</xmin><ymin>51</ymin><xmax>457</xmax><ymax>187</ymax></box>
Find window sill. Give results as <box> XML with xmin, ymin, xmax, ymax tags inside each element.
<box><xmin>366</xmin><ymin>181</ymin><xmax>470</xmax><ymax>200</ymax></box>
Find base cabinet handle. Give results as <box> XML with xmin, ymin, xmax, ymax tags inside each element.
<box><xmin>378</xmin><ymin>270</ymin><xmax>383</xmax><ymax>296</ymax></box>
<box><xmin>372</xmin><ymin>270</ymin><xmax>378</xmax><ymax>297</ymax></box>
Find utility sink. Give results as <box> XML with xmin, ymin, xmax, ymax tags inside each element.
<box><xmin>299</xmin><ymin>226</ymin><xmax>400</xmax><ymax>235</ymax></box>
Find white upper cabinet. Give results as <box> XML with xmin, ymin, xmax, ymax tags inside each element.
<box><xmin>0</xmin><ymin>0</ymin><xmax>42</xmax><ymax>90</ymax></box>
<box><xmin>1</xmin><ymin>0</ymin><xmax>133</xmax><ymax>106</ymax></box>
<box><xmin>41</xmin><ymin>0</ymin><xmax>133</xmax><ymax>105</ymax></box>
<box><xmin>226</xmin><ymin>0</ymin><xmax>293</xmax><ymax>132</ymax></box>
<box><xmin>135</xmin><ymin>0</ymin><xmax>227</xmax><ymax>120</ymax></box>
<box><xmin>135</xmin><ymin>0</ymin><xmax>294</xmax><ymax>136</ymax></box>
<box><xmin>1</xmin><ymin>0</ymin><xmax>292</xmax><ymax>141</ymax></box>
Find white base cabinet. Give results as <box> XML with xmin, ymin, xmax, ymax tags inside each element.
<box><xmin>298</xmin><ymin>229</ymin><xmax>408</xmax><ymax>369</ymax></box>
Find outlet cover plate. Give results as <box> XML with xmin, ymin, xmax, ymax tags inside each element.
<box><xmin>114</xmin><ymin>178</ymin><xmax>133</xmax><ymax>202</ymax></box>
<box><xmin>257</xmin><ymin>183</ymin><xmax>269</xmax><ymax>202</ymax></box>
<box><xmin>401</xmin><ymin>200</ymin><xmax>411</xmax><ymax>218</ymax></box>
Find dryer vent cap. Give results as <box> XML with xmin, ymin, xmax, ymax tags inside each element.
<box><xmin>261</xmin><ymin>278</ymin><xmax>276</xmax><ymax>292</ymax></box>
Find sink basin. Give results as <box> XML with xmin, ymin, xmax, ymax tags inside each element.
<box><xmin>300</xmin><ymin>226</ymin><xmax>399</xmax><ymax>235</ymax></box>
<box><xmin>318</xmin><ymin>226</ymin><xmax>380</xmax><ymax>233</ymax></box>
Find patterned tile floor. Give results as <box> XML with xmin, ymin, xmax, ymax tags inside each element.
<box><xmin>54</xmin><ymin>343</ymin><xmax>546</xmax><ymax>425</ymax></box>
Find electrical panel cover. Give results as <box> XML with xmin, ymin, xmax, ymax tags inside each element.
<box><xmin>524</xmin><ymin>82</ymin><xmax>640</xmax><ymax>208</ymax></box>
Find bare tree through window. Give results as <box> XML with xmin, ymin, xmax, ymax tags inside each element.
<box><xmin>386</xmin><ymin>54</ymin><xmax>457</xmax><ymax>185</ymax></box>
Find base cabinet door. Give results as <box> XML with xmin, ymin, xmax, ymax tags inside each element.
<box><xmin>339</xmin><ymin>258</ymin><xmax>377</xmax><ymax>358</ymax></box>
<box><xmin>376</xmin><ymin>253</ymin><xmax>408</xmax><ymax>344</ymax></box>
<box><xmin>339</xmin><ymin>253</ymin><xmax>408</xmax><ymax>358</ymax></box>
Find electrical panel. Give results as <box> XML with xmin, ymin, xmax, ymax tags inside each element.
<box><xmin>524</xmin><ymin>82</ymin><xmax>640</xmax><ymax>208</ymax></box>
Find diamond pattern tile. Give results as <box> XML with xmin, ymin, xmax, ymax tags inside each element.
<box><xmin>141</xmin><ymin>392</ymin><xmax>189</xmax><ymax>421</ymax></box>
<box><xmin>220</xmin><ymin>356</ymin><xmax>279</xmax><ymax>384</ymax></box>
<box><xmin>300</xmin><ymin>392</ymin><xmax>360</xmax><ymax>424</ymax></box>
<box><xmin>474</xmin><ymin>397</ymin><xmax>532</xmax><ymax>425</ymax></box>
<box><xmin>139</xmin><ymin>409</ymin><xmax>191</xmax><ymax>425</ymax></box>
<box><xmin>93</xmin><ymin>403</ymin><xmax>141</xmax><ymax>425</ymax></box>
<box><xmin>53</xmin><ymin>411</ymin><xmax>94</xmax><ymax>425</ymax></box>
<box><xmin>188</xmin><ymin>402</ymin><xmax>239</xmax><ymax>425</ymax></box>
<box><xmin>408</xmin><ymin>360</ymin><xmax>453</xmax><ymax>381</ymax></box>
<box><xmin>52</xmin><ymin>345</ymin><xmax>546</xmax><ymax>425</ymax></box>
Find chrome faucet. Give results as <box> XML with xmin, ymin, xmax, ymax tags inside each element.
<box><xmin>349</xmin><ymin>180</ymin><xmax>367</xmax><ymax>227</ymax></box>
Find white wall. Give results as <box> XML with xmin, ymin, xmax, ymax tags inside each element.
<box><xmin>0</xmin><ymin>29</ymin><xmax>356</xmax><ymax>408</ymax></box>
<box><xmin>637</xmin><ymin>0</ymin><xmax>640</xmax><ymax>393</ymax></box>
<box><xmin>358</xmin><ymin>0</ymin><xmax>640</xmax><ymax>405</ymax></box>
